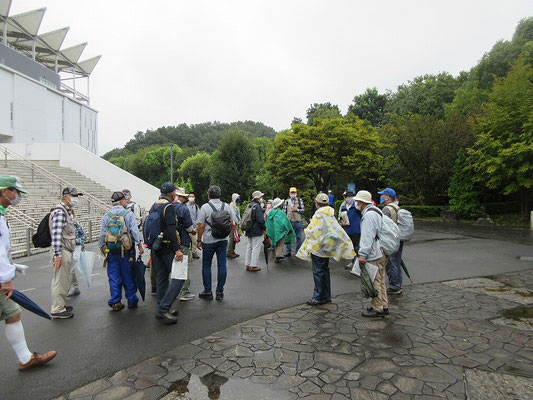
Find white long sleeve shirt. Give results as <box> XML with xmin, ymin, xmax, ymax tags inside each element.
<box><xmin>0</xmin><ymin>215</ymin><xmax>15</xmax><ymax>283</ymax></box>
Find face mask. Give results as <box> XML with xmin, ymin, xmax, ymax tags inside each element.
<box><xmin>290</xmin><ymin>194</ymin><xmax>296</xmax><ymax>199</ymax></box>
<box><xmin>189</xmin><ymin>197</ymin><xmax>195</xmax><ymax>203</ymax></box>
<box><xmin>236</xmin><ymin>198</ymin><xmax>241</xmax><ymax>204</ymax></box>
<box><xmin>355</xmin><ymin>203</ymin><xmax>361</xmax><ymax>211</ymax></box>
<box><xmin>346</xmin><ymin>197</ymin><xmax>354</xmax><ymax>204</ymax></box>
<box><xmin>69</xmin><ymin>196</ymin><xmax>79</xmax><ymax>207</ymax></box>
<box><xmin>9</xmin><ymin>191</ymin><xmax>22</xmax><ymax>206</ymax></box>
<box><xmin>379</xmin><ymin>196</ymin><xmax>386</xmax><ymax>204</ymax></box>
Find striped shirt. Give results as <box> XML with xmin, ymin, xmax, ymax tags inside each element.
<box><xmin>50</xmin><ymin>202</ymin><xmax>71</xmax><ymax>258</ymax></box>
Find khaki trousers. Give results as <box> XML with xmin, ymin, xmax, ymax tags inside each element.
<box><xmin>51</xmin><ymin>249</ymin><xmax>73</xmax><ymax>314</ymax></box>
<box><xmin>275</xmin><ymin>237</ymin><xmax>285</xmax><ymax>258</ymax></box>
<box><xmin>370</xmin><ymin>254</ymin><xmax>389</xmax><ymax>313</ymax></box>
<box><xmin>189</xmin><ymin>232</ymin><xmax>198</xmax><ymax>255</ymax></box>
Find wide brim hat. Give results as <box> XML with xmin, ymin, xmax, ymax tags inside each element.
<box><xmin>353</xmin><ymin>190</ymin><xmax>372</xmax><ymax>204</ymax></box>
<box><xmin>252</xmin><ymin>190</ymin><xmax>264</xmax><ymax>199</ymax></box>
<box><xmin>272</xmin><ymin>198</ymin><xmax>284</xmax><ymax>209</ymax></box>
<box><xmin>175</xmin><ymin>187</ymin><xmax>188</xmax><ymax>197</ymax></box>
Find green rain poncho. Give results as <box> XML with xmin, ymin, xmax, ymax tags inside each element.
<box><xmin>266</xmin><ymin>208</ymin><xmax>295</xmax><ymax>245</ymax></box>
<box><xmin>296</xmin><ymin>206</ymin><xmax>356</xmax><ymax>261</ymax></box>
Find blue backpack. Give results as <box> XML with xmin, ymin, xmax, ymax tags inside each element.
<box><xmin>104</xmin><ymin>209</ymin><xmax>131</xmax><ymax>254</ymax></box>
<box><xmin>143</xmin><ymin>202</ymin><xmax>172</xmax><ymax>249</ymax></box>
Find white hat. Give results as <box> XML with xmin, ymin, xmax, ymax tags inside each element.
<box><xmin>252</xmin><ymin>190</ymin><xmax>264</xmax><ymax>199</ymax></box>
<box><xmin>175</xmin><ymin>187</ymin><xmax>188</xmax><ymax>197</ymax></box>
<box><xmin>353</xmin><ymin>190</ymin><xmax>372</xmax><ymax>204</ymax></box>
<box><xmin>272</xmin><ymin>198</ymin><xmax>284</xmax><ymax>209</ymax></box>
<box><xmin>315</xmin><ymin>193</ymin><xmax>329</xmax><ymax>205</ymax></box>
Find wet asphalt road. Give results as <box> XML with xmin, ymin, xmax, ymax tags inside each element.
<box><xmin>1</xmin><ymin>226</ymin><xmax>533</xmax><ymax>399</ymax></box>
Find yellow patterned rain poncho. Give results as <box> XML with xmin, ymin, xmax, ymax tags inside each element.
<box><xmin>296</xmin><ymin>205</ymin><xmax>356</xmax><ymax>262</ymax></box>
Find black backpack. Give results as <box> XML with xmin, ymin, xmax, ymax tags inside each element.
<box><xmin>32</xmin><ymin>207</ymin><xmax>61</xmax><ymax>248</ymax></box>
<box><xmin>206</xmin><ymin>202</ymin><xmax>232</xmax><ymax>238</ymax></box>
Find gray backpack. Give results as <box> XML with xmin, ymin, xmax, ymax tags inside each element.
<box><xmin>397</xmin><ymin>208</ymin><xmax>414</xmax><ymax>242</ymax></box>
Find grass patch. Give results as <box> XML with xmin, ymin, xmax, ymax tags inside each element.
<box><xmin>485</xmin><ymin>287</ymin><xmax>509</xmax><ymax>293</ymax></box>
<box><xmin>516</xmin><ymin>291</ymin><xmax>533</xmax><ymax>297</ymax></box>
<box><xmin>501</xmin><ymin>306</ymin><xmax>533</xmax><ymax>321</ymax></box>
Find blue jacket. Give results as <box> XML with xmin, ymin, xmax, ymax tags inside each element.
<box><xmin>340</xmin><ymin>203</ymin><xmax>361</xmax><ymax>235</ymax></box>
<box><xmin>173</xmin><ymin>203</ymin><xmax>193</xmax><ymax>247</ymax></box>
<box><xmin>245</xmin><ymin>199</ymin><xmax>265</xmax><ymax>237</ymax></box>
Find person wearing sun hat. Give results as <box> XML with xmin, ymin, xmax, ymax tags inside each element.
<box><xmin>283</xmin><ymin>187</ymin><xmax>305</xmax><ymax>257</ymax></box>
<box><xmin>354</xmin><ymin>190</ymin><xmax>389</xmax><ymax>318</ymax></box>
<box><xmin>266</xmin><ymin>198</ymin><xmax>295</xmax><ymax>263</ymax></box>
<box><xmin>244</xmin><ymin>190</ymin><xmax>266</xmax><ymax>272</ymax></box>
<box><xmin>297</xmin><ymin>193</ymin><xmax>355</xmax><ymax>306</ymax></box>
<box><xmin>0</xmin><ymin>175</ymin><xmax>57</xmax><ymax>370</ymax></box>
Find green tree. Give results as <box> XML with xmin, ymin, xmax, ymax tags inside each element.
<box><xmin>469</xmin><ymin>58</ymin><xmax>533</xmax><ymax>215</ymax></box>
<box><xmin>269</xmin><ymin>116</ymin><xmax>382</xmax><ymax>192</ymax></box>
<box><xmin>210</xmin><ymin>130</ymin><xmax>258</xmax><ymax>201</ymax></box>
<box><xmin>448</xmin><ymin>149</ymin><xmax>485</xmax><ymax>219</ymax></box>
<box><xmin>306</xmin><ymin>103</ymin><xmax>342</xmax><ymax>126</ymax></box>
<box><xmin>179</xmin><ymin>152</ymin><xmax>212</xmax><ymax>204</ymax></box>
<box><xmin>386</xmin><ymin>72</ymin><xmax>460</xmax><ymax>119</ymax></box>
<box><xmin>347</xmin><ymin>87</ymin><xmax>389</xmax><ymax>126</ymax></box>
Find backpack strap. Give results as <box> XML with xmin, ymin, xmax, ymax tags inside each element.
<box><xmin>365</xmin><ymin>206</ymin><xmax>383</xmax><ymax>217</ymax></box>
<box><xmin>106</xmin><ymin>211</ymin><xmax>115</xmax><ymax>219</ymax></box>
<box><xmin>207</xmin><ymin>202</ymin><xmax>217</xmax><ymax>212</ymax></box>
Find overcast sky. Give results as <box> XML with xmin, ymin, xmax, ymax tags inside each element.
<box><xmin>10</xmin><ymin>0</ymin><xmax>533</xmax><ymax>155</ymax></box>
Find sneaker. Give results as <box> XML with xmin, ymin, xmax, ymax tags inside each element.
<box><xmin>362</xmin><ymin>308</ymin><xmax>386</xmax><ymax>318</ymax></box>
<box><xmin>246</xmin><ymin>266</ymin><xmax>261</xmax><ymax>272</ymax></box>
<box><xmin>156</xmin><ymin>310</ymin><xmax>177</xmax><ymax>324</ymax></box>
<box><xmin>367</xmin><ymin>306</ymin><xmax>389</xmax><ymax>315</ymax></box>
<box><xmin>111</xmin><ymin>303</ymin><xmax>125</xmax><ymax>312</ymax></box>
<box><xmin>274</xmin><ymin>257</ymin><xmax>282</xmax><ymax>263</ymax></box>
<box><xmin>179</xmin><ymin>293</ymin><xmax>195</xmax><ymax>301</ymax></box>
<box><xmin>215</xmin><ymin>291</ymin><xmax>224</xmax><ymax>300</ymax></box>
<box><xmin>387</xmin><ymin>288</ymin><xmax>403</xmax><ymax>295</ymax></box>
<box><xmin>198</xmin><ymin>291</ymin><xmax>213</xmax><ymax>300</ymax></box>
<box><xmin>65</xmin><ymin>305</ymin><xmax>73</xmax><ymax>312</ymax></box>
<box><xmin>192</xmin><ymin>253</ymin><xmax>200</xmax><ymax>259</ymax></box>
<box><xmin>51</xmin><ymin>310</ymin><xmax>74</xmax><ymax>319</ymax></box>
<box><xmin>306</xmin><ymin>298</ymin><xmax>327</xmax><ymax>306</ymax></box>
<box><xmin>155</xmin><ymin>309</ymin><xmax>178</xmax><ymax>319</ymax></box>
<box><xmin>18</xmin><ymin>351</ymin><xmax>57</xmax><ymax>371</ymax></box>
<box><xmin>128</xmin><ymin>303</ymin><xmax>138</xmax><ymax>309</ymax></box>
<box><xmin>67</xmin><ymin>288</ymin><xmax>80</xmax><ymax>297</ymax></box>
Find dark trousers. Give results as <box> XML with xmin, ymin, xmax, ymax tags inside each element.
<box><xmin>386</xmin><ymin>241</ymin><xmax>404</xmax><ymax>290</ymax></box>
<box><xmin>154</xmin><ymin>252</ymin><xmax>185</xmax><ymax>313</ymax></box>
<box><xmin>311</xmin><ymin>254</ymin><xmax>331</xmax><ymax>301</ymax></box>
<box><xmin>349</xmin><ymin>233</ymin><xmax>360</xmax><ymax>254</ymax></box>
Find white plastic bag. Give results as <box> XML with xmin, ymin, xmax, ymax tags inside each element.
<box><xmin>171</xmin><ymin>256</ymin><xmax>188</xmax><ymax>280</ymax></box>
<box><xmin>75</xmin><ymin>249</ymin><xmax>96</xmax><ymax>290</ymax></box>
<box><xmin>350</xmin><ymin>258</ymin><xmax>378</xmax><ymax>282</ymax></box>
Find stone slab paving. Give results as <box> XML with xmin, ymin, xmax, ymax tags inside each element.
<box><xmin>55</xmin><ymin>269</ymin><xmax>533</xmax><ymax>400</ymax></box>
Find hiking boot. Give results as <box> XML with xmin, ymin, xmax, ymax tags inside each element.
<box><xmin>275</xmin><ymin>257</ymin><xmax>283</xmax><ymax>263</ymax></box>
<box><xmin>156</xmin><ymin>310</ymin><xmax>177</xmax><ymax>324</ymax></box>
<box><xmin>67</xmin><ymin>288</ymin><xmax>80</xmax><ymax>297</ymax></box>
<box><xmin>199</xmin><ymin>291</ymin><xmax>213</xmax><ymax>300</ymax></box>
<box><xmin>179</xmin><ymin>293</ymin><xmax>195</xmax><ymax>301</ymax></box>
<box><xmin>362</xmin><ymin>308</ymin><xmax>386</xmax><ymax>318</ymax></box>
<box><xmin>111</xmin><ymin>302</ymin><xmax>125</xmax><ymax>312</ymax></box>
<box><xmin>215</xmin><ymin>291</ymin><xmax>224</xmax><ymax>300</ymax></box>
<box><xmin>247</xmin><ymin>266</ymin><xmax>261</xmax><ymax>272</ymax></box>
<box><xmin>65</xmin><ymin>305</ymin><xmax>73</xmax><ymax>312</ymax></box>
<box><xmin>51</xmin><ymin>310</ymin><xmax>74</xmax><ymax>319</ymax></box>
<box><xmin>367</xmin><ymin>306</ymin><xmax>389</xmax><ymax>315</ymax></box>
<box><xmin>387</xmin><ymin>288</ymin><xmax>403</xmax><ymax>295</ymax></box>
<box><xmin>18</xmin><ymin>351</ymin><xmax>57</xmax><ymax>371</ymax></box>
<box><xmin>155</xmin><ymin>309</ymin><xmax>178</xmax><ymax>319</ymax></box>
<box><xmin>233</xmin><ymin>252</ymin><xmax>240</xmax><ymax>257</ymax></box>
<box><xmin>128</xmin><ymin>303</ymin><xmax>138</xmax><ymax>309</ymax></box>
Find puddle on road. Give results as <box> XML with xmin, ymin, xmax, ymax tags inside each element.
<box><xmin>164</xmin><ymin>372</ymin><xmax>291</xmax><ymax>400</ymax></box>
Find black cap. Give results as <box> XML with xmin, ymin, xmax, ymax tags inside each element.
<box><xmin>62</xmin><ymin>187</ymin><xmax>83</xmax><ymax>196</ymax></box>
<box><xmin>345</xmin><ymin>191</ymin><xmax>354</xmax><ymax>197</ymax></box>
<box><xmin>160</xmin><ymin>182</ymin><xmax>176</xmax><ymax>194</ymax></box>
<box><xmin>111</xmin><ymin>191</ymin><xmax>125</xmax><ymax>202</ymax></box>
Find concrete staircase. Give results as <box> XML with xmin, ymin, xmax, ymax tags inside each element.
<box><xmin>4</xmin><ymin>159</ymin><xmax>118</xmax><ymax>258</ymax></box>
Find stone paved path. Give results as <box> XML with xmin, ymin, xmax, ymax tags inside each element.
<box><xmin>55</xmin><ymin>269</ymin><xmax>533</xmax><ymax>400</ymax></box>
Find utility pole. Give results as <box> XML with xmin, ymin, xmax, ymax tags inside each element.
<box><xmin>170</xmin><ymin>144</ymin><xmax>174</xmax><ymax>183</ymax></box>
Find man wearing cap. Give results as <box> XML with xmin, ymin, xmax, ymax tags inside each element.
<box><xmin>49</xmin><ymin>186</ymin><xmax>84</xmax><ymax>319</ymax></box>
<box><xmin>339</xmin><ymin>191</ymin><xmax>361</xmax><ymax>269</ymax></box>
<box><xmin>244</xmin><ymin>191</ymin><xmax>266</xmax><ymax>271</ymax></box>
<box><xmin>283</xmin><ymin>187</ymin><xmax>305</xmax><ymax>257</ymax></box>
<box><xmin>122</xmin><ymin>189</ymin><xmax>142</xmax><ymax>229</ymax></box>
<box><xmin>172</xmin><ymin>188</ymin><xmax>196</xmax><ymax>301</ymax></box>
<box><xmin>197</xmin><ymin>186</ymin><xmax>236</xmax><ymax>300</ymax></box>
<box><xmin>378</xmin><ymin>188</ymin><xmax>403</xmax><ymax>295</ymax></box>
<box><xmin>186</xmin><ymin>192</ymin><xmax>200</xmax><ymax>259</ymax></box>
<box><xmin>99</xmin><ymin>192</ymin><xmax>144</xmax><ymax>311</ymax></box>
<box><xmin>354</xmin><ymin>190</ymin><xmax>389</xmax><ymax>318</ymax></box>
<box><xmin>266</xmin><ymin>198</ymin><xmax>294</xmax><ymax>263</ymax></box>
<box><xmin>150</xmin><ymin>183</ymin><xmax>185</xmax><ymax>323</ymax></box>
<box><xmin>0</xmin><ymin>176</ymin><xmax>57</xmax><ymax>370</ymax></box>
<box><xmin>296</xmin><ymin>193</ymin><xmax>355</xmax><ymax>305</ymax></box>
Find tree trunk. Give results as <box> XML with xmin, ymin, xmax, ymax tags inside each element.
<box><xmin>520</xmin><ymin>190</ymin><xmax>529</xmax><ymax>216</ymax></box>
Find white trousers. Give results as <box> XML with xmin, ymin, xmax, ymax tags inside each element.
<box><xmin>245</xmin><ymin>236</ymin><xmax>263</xmax><ymax>268</ymax></box>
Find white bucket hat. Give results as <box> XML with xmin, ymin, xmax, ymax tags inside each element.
<box><xmin>353</xmin><ymin>190</ymin><xmax>372</xmax><ymax>204</ymax></box>
<box><xmin>252</xmin><ymin>190</ymin><xmax>264</xmax><ymax>199</ymax></box>
<box><xmin>271</xmin><ymin>198</ymin><xmax>284</xmax><ymax>209</ymax></box>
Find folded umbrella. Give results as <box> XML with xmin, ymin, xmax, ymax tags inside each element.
<box><xmin>401</xmin><ymin>260</ymin><xmax>414</xmax><ymax>284</ymax></box>
<box><xmin>11</xmin><ymin>290</ymin><xmax>52</xmax><ymax>320</ymax></box>
<box><xmin>263</xmin><ymin>236</ymin><xmax>270</xmax><ymax>269</ymax></box>
<box><xmin>360</xmin><ymin>264</ymin><xmax>378</xmax><ymax>299</ymax></box>
<box><xmin>130</xmin><ymin>256</ymin><xmax>147</xmax><ymax>301</ymax></box>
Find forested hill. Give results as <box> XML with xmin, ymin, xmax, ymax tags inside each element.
<box><xmin>102</xmin><ymin>120</ymin><xmax>276</xmax><ymax>160</ymax></box>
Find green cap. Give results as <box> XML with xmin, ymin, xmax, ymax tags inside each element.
<box><xmin>0</xmin><ymin>175</ymin><xmax>28</xmax><ymax>194</ymax></box>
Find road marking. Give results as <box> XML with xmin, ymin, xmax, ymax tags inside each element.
<box><xmin>91</xmin><ymin>273</ymin><xmax>100</xmax><ymax>276</ymax></box>
<box><xmin>520</xmin><ymin>256</ymin><xmax>533</xmax><ymax>261</ymax></box>
<box><xmin>19</xmin><ymin>288</ymin><xmax>36</xmax><ymax>293</ymax></box>
<box><xmin>40</xmin><ymin>265</ymin><xmax>51</xmax><ymax>269</ymax></box>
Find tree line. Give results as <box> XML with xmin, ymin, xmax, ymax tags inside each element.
<box><xmin>104</xmin><ymin>17</ymin><xmax>533</xmax><ymax>218</ymax></box>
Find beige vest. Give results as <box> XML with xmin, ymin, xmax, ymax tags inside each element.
<box><xmin>286</xmin><ymin>198</ymin><xmax>302</xmax><ymax>222</ymax></box>
<box><xmin>49</xmin><ymin>204</ymin><xmax>76</xmax><ymax>253</ymax></box>
<box><xmin>384</xmin><ymin>203</ymin><xmax>399</xmax><ymax>224</ymax></box>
